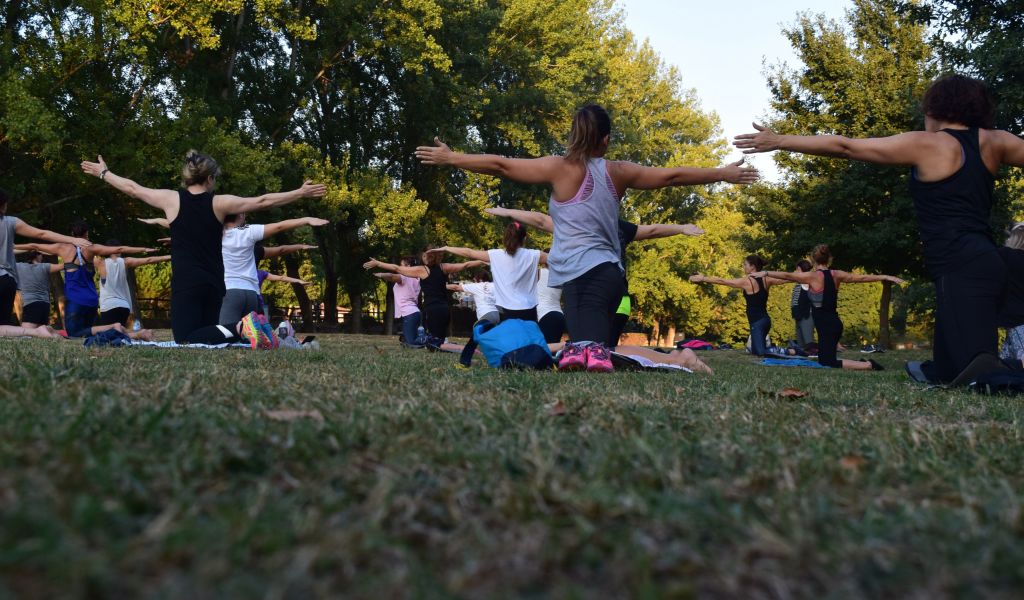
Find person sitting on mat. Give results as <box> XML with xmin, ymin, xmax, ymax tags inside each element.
<box><xmin>752</xmin><ymin>244</ymin><xmax>905</xmax><ymax>370</ymax></box>
<box><xmin>689</xmin><ymin>255</ymin><xmax>785</xmax><ymax>357</ymax></box>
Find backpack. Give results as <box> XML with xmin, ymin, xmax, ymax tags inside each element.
<box><xmin>471</xmin><ymin>319</ymin><xmax>554</xmax><ymax>370</ymax></box>
<box><xmin>968</xmin><ymin>370</ymin><xmax>1024</xmax><ymax>396</ymax></box>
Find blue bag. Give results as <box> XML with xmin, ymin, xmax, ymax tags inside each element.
<box><xmin>83</xmin><ymin>329</ymin><xmax>132</xmax><ymax>348</ymax></box>
<box><xmin>472</xmin><ymin>319</ymin><xmax>554</xmax><ymax>370</ymax></box>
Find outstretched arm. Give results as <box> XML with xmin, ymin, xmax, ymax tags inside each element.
<box><xmin>751</xmin><ymin>270</ymin><xmax>818</xmax><ymax>285</ymax></box>
<box><xmin>446</xmin><ymin>283</ymin><xmax>465</xmax><ymax>292</ymax></box>
<box><xmin>734</xmin><ymin>123</ymin><xmax>936</xmax><ymax>167</ymax></box>
<box><xmin>375</xmin><ymin>273</ymin><xmax>402</xmax><ymax>284</ymax></box>
<box><xmin>262</xmin><ymin>217</ymin><xmax>329</xmax><ymax>238</ymax></box>
<box><xmin>832</xmin><ymin>270</ymin><xmax>906</xmax><ymax>285</ymax></box>
<box><xmin>265</xmin><ymin>273</ymin><xmax>311</xmax><ymax>286</ymax></box>
<box><xmin>610</xmin><ymin>159</ymin><xmax>758</xmax><ymax>191</ymax></box>
<box><xmin>125</xmin><ymin>255</ymin><xmax>171</xmax><ymax>268</ymax></box>
<box><xmin>212</xmin><ymin>181</ymin><xmax>327</xmax><ymax>221</ymax></box>
<box><xmin>416</xmin><ymin>138</ymin><xmax>562</xmax><ymax>185</ymax></box>
<box><xmin>138</xmin><ymin>217</ymin><xmax>170</xmax><ymax>229</ymax></box>
<box><xmin>81</xmin><ymin>156</ymin><xmax>178</xmax><ymax>212</ymax></box>
<box><xmin>363</xmin><ymin>258</ymin><xmax>429</xmax><ymax>279</ymax></box>
<box><xmin>14</xmin><ymin>222</ymin><xmax>90</xmax><ymax>248</ymax></box>
<box><xmin>634</xmin><ymin>223</ymin><xmax>704</xmax><ymax>240</ymax></box>
<box><xmin>484</xmin><ymin>207</ymin><xmax>553</xmax><ymax>233</ymax></box>
<box><xmin>260</xmin><ymin>244</ymin><xmax>317</xmax><ymax>259</ymax></box>
<box><xmin>428</xmin><ymin>246</ymin><xmax>490</xmax><ymax>263</ymax></box>
<box><xmin>443</xmin><ymin>260</ymin><xmax>488</xmax><ymax>275</ymax></box>
<box><xmin>88</xmin><ymin>244</ymin><xmax>156</xmax><ymax>257</ymax></box>
<box><xmin>14</xmin><ymin>242</ymin><xmax>65</xmax><ymax>255</ymax></box>
<box><xmin>996</xmin><ymin>130</ymin><xmax>1024</xmax><ymax>167</ymax></box>
<box><xmin>688</xmin><ymin>274</ymin><xmax>752</xmax><ymax>290</ymax></box>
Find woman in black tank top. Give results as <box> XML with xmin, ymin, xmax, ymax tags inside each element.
<box><xmin>689</xmin><ymin>254</ymin><xmax>784</xmax><ymax>356</ymax></box>
<box><xmin>756</xmin><ymin>245</ymin><xmax>905</xmax><ymax>370</ymax></box>
<box><xmin>736</xmin><ymin>74</ymin><xmax>1024</xmax><ymax>384</ymax></box>
<box><xmin>82</xmin><ymin>151</ymin><xmax>326</xmax><ymax>344</ymax></box>
<box><xmin>364</xmin><ymin>245</ymin><xmax>488</xmax><ymax>340</ymax></box>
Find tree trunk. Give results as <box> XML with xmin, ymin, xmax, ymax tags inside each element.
<box><xmin>384</xmin><ymin>282</ymin><xmax>394</xmax><ymax>336</ymax></box>
<box><xmin>349</xmin><ymin>290</ymin><xmax>363</xmax><ymax>334</ymax></box>
<box><xmin>126</xmin><ymin>267</ymin><xmax>141</xmax><ymax>326</ymax></box>
<box><xmin>282</xmin><ymin>252</ymin><xmax>314</xmax><ymax>332</ymax></box>
<box><xmin>663</xmin><ymin>325</ymin><xmax>677</xmax><ymax>348</ymax></box>
<box><xmin>651</xmin><ymin>321</ymin><xmax>660</xmax><ymax>347</ymax></box>
<box><xmin>49</xmin><ymin>271</ymin><xmax>66</xmax><ymax>330</ymax></box>
<box><xmin>878</xmin><ymin>280</ymin><xmax>892</xmax><ymax>349</ymax></box>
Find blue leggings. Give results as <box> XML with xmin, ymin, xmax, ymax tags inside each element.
<box><xmin>748</xmin><ymin>315</ymin><xmax>772</xmax><ymax>357</ymax></box>
<box><xmin>400</xmin><ymin>311</ymin><xmax>421</xmax><ymax>345</ymax></box>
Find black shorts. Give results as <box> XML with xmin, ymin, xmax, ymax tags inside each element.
<box><xmin>97</xmin><ymin>307</ymin><xmax>131</xmax><ymax>327</ymax></box>
<box><xmin>21</xmin><ymin>301</ymin><xmax>50</xmax><ymax>325</ymax></box>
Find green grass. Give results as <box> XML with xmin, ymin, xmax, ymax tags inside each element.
<box><xmin>1</xmin><ymin>334</ymin><xmax>1023</xmax><ymax>599</ymax></box>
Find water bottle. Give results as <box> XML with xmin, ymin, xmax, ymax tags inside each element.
<box><xmin>132</xmin><ymin>318</ymin><xmax>142</xmax><ymax>332</ymax></box>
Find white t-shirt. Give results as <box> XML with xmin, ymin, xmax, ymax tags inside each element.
<box><xmin>222</xmin><ymin>224</ymin><xmax>266</xmax><ymax>292</ymax></box>
<box><xmin>462</xmin><ymin>282</ymin><xmax>498</xmax><ymax>320</ymax></box>
<box><xmin>487</xmin><ymin>248</ymin><xmax>540</xmax><ymax>310</ymax></box>
<box><xmin>536</xmin><ymin>268</ymin><xmax>563</xmax><ymax>319</ymax></box>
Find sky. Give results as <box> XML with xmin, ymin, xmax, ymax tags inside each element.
<box><xmin>619</xmin><ymin>0</ymin><xmax>853</xmax><ymax>180</ymax></box>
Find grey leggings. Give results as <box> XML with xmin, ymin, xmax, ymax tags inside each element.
<box><xmin>219</xmin><ymin>288</ymin><xmax>261</xmax><ymax>326</ymax></box>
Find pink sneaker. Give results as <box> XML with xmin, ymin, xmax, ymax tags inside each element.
<box><xmin>558</xmin><ymin>343</ymin><xmax>587</xmax><ymax>371</ymax></box>
<box><xmin>585</xmin><ymin>343</ymin><xmax>614</xmax><ymax>373</ymax></box>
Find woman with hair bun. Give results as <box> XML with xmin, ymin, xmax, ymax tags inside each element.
<box><xmin>689</xmin><ymin>254</ymin><xmax>784</xmax><ymax>357</ymax></box>
<box><xmin>736</xmin><ymin>74</ymin><xmax>1024</xmax><ymax>383</ymax></box>
<box><xmin>417</xmin><ymin>104</ymin><xmax>758</xmax><ymax>372</ymax></box>
<box><xmin>81</xmin><ymin>150</ymin><xmax>327</xmax><ymax>345</ymax></box>
<box><xmin>753</xmin><ymin>244</ymin><xmax>906</xmax><ymax>370</ymax></box>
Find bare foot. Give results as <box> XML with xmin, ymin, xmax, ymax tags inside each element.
<box><xmin>129</xmin><ymin>329</ymin><xmax>155</xmax><ymax>342</ymax></box>
<box><xmin>672</xmin><ymin>348</ymin><xmax>714</xmax><ymax>375</ymax></box>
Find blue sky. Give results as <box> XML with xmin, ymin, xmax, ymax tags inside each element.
<box><xmin>619</xmin><ymin>0</ymin><xmax>853</xmax><ymax>179</ymax></box>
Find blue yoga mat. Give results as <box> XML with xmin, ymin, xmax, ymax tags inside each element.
<box><xmin>760</xmin><ymin>358</ymin><xmax>829</xmax><ymax>369</ymax></box>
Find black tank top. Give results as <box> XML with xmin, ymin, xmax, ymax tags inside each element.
<box><xmin>170</xmin><ymin>189</ymin><xmax>225</xmax><ymax>291</ymax></box>
<box><xmin>744</xmin><ymin>276</ymin><xmax>769</xmax><ymax>321</ymax></box>
<box><xmin>809</xmin><ymin>269</ymin><xmax>838</xmax><ymax>314</ymax></box>
<box><xmin>909</xmin><ymin>128</ymin><xmax>997</xmax><ymax>278</ymax></box>
<box><xmin>421</xmin><ymin>264</ymin><xmax>449</xmax><ymax>308</ymax></box>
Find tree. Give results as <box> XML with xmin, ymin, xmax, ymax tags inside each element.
<box><xmin>747</xmin><ymin>0</ymin><xmax>935</xmax><ymax>347</ymax></box>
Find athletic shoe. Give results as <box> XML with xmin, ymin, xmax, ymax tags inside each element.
<box><xmin>558</xmin><ymin>343</ymin><xmax>587</xmax><ymax>371</ymax></box>
<box><xmin>585</xmin><ymin>343</ymin><xmax>614</xmax><ymax>373</ymax></box>
<box><xmin>860</xmin><ymin>344</ymin><xmax>886</xmax><ymax>354</ymax></box>
<box><xmin>239</xmin><ymin>311</ymin><xmax>272</xmax><ymax>350</ymax></box>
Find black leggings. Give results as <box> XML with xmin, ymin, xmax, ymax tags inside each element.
<box><xmin>186</xmin><ymin>323</ymin><xmax>240</xmax><ymax>345</ymax></box>
<box><xmin>561</xmin><ymin>262</ymin><xmax>626</xmax><ymax>346</ymax></box>
<box><xmin>930</xmin><ymin>251</ymin><xmax>1006</xmax><ymax>382</ymax></box>
<box><xmin>813</xmin><ymin>311</ymin><xmax>844</xmax><ymax>368</ymax></box>
<box><xmin>171</xmin><ymin>284</ymin><xmax>224</xmax><ymax>344</ymax></box>
<box><xmin>422</xmin><ymin>304</ymin><xmax>450</xmax><ymax>338</ymax></box>
<box><xmin>97</xmin><ymin>307</ymin><xmax>131</xmax><ymax>327</ymax></box>
<box><xmin>498</xmin><ymin>306</ymin><xmax>537</xmax><ymax>322</ymax></box>
<box><xmin>0</xmin><ymin>274</ymin><xmax>16</xmax><ymax>325</ymax></box>
<box><xmin>539</xmin><ymin>311</ymin><xmax>566</xmax><ymax>344</ymax></box>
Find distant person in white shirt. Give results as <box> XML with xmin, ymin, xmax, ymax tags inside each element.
<box><xmin>219</xmin><ymin>213</ymin><xmax>327</xmax><ymax>325</ymax></box>
<box><xmin>427</xmin><ymin>220</ymin><xmax>548</xmax><ymax>322</ymax></box>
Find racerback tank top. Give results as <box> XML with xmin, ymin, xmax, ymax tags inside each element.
<box><xmin>909</xmin><ymin>128</ymin><xmax>997</xmax><ymax>278</ymax></box>
<box><xmin>64</xmin><ymin>246</ymin><xmax>99</xmax><ymax>307</ymax></box>
<box><xmin>744</xmin><ymin>276</ymin><xmax>769</xmax><ymax>321</ymax></box>
<box><xmin>421</xmin><ymin>264</ymin><xmax>449</xmax><ymax>308</ymax></box>
<box><xmin>170</xmin><ymin>189</ymin><xmax>225</xmax><ymax>291</ymax></box>
<box><xmin>808</xmin><ymin>269</ymin><xmax>838</xmax><ymax>313</ymax></box>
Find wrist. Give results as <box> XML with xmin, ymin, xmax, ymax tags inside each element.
<box><xmin>100</xmin><ymin>168</ymin><xmax>109</xmax><ymax>180</ymax></box>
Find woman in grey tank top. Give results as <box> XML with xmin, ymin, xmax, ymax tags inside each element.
<box><xmin>416</xmin><ymin>104</ymin><xmax>758</xmax><ymax>372</ymax></box>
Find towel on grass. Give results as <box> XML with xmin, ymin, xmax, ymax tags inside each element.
<box><xmin>761</xmin><ymin>358</ymin><xmax>828</xmax><ymax>369</ymax></box>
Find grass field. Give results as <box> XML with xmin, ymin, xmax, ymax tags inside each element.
<box><xmin>1</xmin><ymin>334</ymin><xmax>1023</xmax><ymax>599</ymax></box>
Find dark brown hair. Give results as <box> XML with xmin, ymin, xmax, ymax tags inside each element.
<box><xmin>744</xmin><ymin>255</ymin><xmax>765</xmax><ymax>271</ymax></box>
<box><xmin>0</xmin><ymin>188</ymin><xmax>8</xmax><ymax>217</ymax></box>
<box><xmin>503</xmin><ymin>221</ymin><xmax>527</xmax><ymax>255</ymax></box>
<box><xmin>182</xmin><ymin>150</ymin><xmax>222</xmax><ymax>187</ymax></box>
<box><xmin>17</xmin><ymin>250</ymin><xmax>41</xmax><ymax>263</ymax></box>
<box><xmin>422</xmin><ymin>245</ymin><xmax>443</xmax><ymax>268</ymax></box>
<box><xmin>811</xmin><ymin>244</ymin><xmax>832</xmax><ymax>266</ymax></box>
<box><xmin>796</xmin><ymin>259</ymin><xmax>812</xmax><ymax>272</ymax></box>
<box><xmin>400</xmin><ymin>255</ymin><xmax>420</xmax><ymax>267</ymax></box>
<box><xmin>565</xmin><ymin>104</ymin><xmax>611</xmax><ymax>163</ymax></box>
<box><xmin>922</xmin><ymin>74</ymin><xmax>995</xmax><ymax>129</ymax></box>
<box><xmin>71</xmin><ymin>220</ymin><xmax>89</xmax><ymax>238</ymax></box>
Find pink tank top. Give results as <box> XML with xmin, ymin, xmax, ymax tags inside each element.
<box><xmin>393</xmin><ymin>275</ymin><xmax>421</xmax><ymax>318</ymax></box>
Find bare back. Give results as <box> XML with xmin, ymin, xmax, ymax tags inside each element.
<box><xmin>916</xmin><ymin>128</ymin><xmax>1002</xmax><ymax>182</ymax></box>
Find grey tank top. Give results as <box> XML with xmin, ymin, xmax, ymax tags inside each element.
<box><xmin>0</xmin><ymin>217</ymin><xmax>21</xmax><ymax>285</ymax></box>
<box><xmin>547</xmin><ymin>158</ymin><xmax>623</xmax><ymax>287</ymax></box>
<box><xmin>16</xmin><ymin>262</ymin><xmax>52</xmax><ymax>304</ymax></box>
<box><xmin>99</xmin><ymin>257</ymin><xmax>132</xmax><ymax>311</ymax></box>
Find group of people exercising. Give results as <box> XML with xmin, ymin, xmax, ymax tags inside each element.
<box><xmin>0</xmin><ymin>73</ymin><xmax>1020</xmax><ymax>383</ymax></box>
